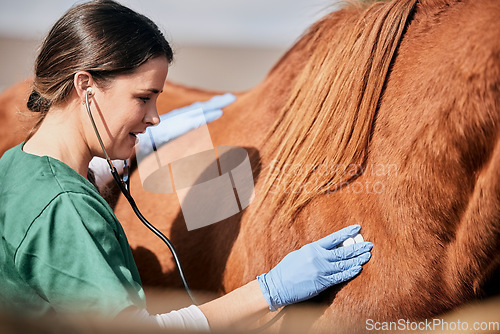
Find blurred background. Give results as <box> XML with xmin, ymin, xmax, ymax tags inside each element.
<box><xmin>0</xmin><ymin>0</ymin><xmax>342</xmax><ymax>94</ymax></box>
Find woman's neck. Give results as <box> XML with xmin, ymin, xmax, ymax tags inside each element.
<box><xmin>23</xmin><ymin>105</ymin><xmax>92</xmax><ymax>178</ymax></box>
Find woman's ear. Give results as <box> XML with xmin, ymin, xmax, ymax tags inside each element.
<box><xmin>74</xmin><ymin>71</ymin><xmax>94</xmax><ymax>103</ymax></box>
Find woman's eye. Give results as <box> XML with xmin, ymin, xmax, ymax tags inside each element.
<box><xmin>139</xmin><ymin>97</ymin><xmax>150</xmax><ymax>103</ymax></box>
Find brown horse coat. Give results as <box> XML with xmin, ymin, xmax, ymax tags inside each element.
<box><xmin>1</xmin><ymin>0</ymin><xmax>499</xmax><ymax>332</ymax></box>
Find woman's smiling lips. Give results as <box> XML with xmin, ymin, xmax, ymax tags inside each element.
<box><xmin>129</xmin><ymin>130</ymin><xmax>146</xmax><ymax>138</ymax></box>
<box><xmin>128</xmin><ymin>130</ymin><xmax>146</xmax><ymax>144</ymax></box>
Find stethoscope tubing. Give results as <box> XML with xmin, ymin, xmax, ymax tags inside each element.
<box><xmin>85</xmin><ymin>88</ymin><xmax>198</xmax><ymax>305</ymax></box>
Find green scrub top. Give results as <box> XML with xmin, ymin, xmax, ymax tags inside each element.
<box><xmin>0</xmin><ymin>143</ymin><xmax>146</xmax><ymax>318</ymax></box>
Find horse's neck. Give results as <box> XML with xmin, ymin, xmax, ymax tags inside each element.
<box><xmin>208</xmin><ymin>26</ymin><xmax>318</xmax><ymax>150</ymax></box>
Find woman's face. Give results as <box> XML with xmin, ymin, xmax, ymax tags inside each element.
<box><xmin>89</xmin><ymin>56</ymin><xmax>169</xmax><ymax>160</ymax></box>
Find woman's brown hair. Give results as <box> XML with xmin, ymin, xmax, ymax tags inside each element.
<box><xmin>27</xmin><ymin>0</ymin><xmax>173</xmax><ymax>134</ymax></box>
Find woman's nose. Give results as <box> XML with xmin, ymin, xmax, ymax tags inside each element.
<box><xmin>144</xmin><ymin>105</ymin><xmax>160</xmax><ymax>126</ymax></box>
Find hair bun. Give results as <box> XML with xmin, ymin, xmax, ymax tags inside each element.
<box><xmin>27</xmin><ymin>89</ymin><xmax>51</xmax><ymax>113</ymax></box>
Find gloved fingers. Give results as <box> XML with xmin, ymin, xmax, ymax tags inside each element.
<box><xmin>160</xmin><ymin>105</ymin><xmax>223</xmax><ymax>124</ymax></box>
<box><xmin>178</xmin><ymin>108</ymin><xmax>222</xmax><ymax>129</ymax></box>
<box><xmin>196</xmin><ymin>93</ymin><xmax>236</xmax><ymax>110</ymax></box>
<box><xmin>137</xmin><ymin>108</ymin><xmax>224</xmax><ymax>157</ymax></box>
<box><xmin>328</xmin><ymin>252</ymin><xmax>371</xmax><ymax>273</ymax></box>
<box><xmin>139</xmin><ymin>124</ymin><xmax>175</xmax><ymax>146</ymax></box>
<box><xmin>160</xmin><ymin>93</ymin><xmax>236</xmax><ymax>119</ymax></box>
<box><xmin>327</xmin><ymin>265</ymin><xmax>363</xmax><ymax>284</ymax></box>
<box><xmin>202</xmin><ymin>108</ymin><xmax>223</xmax><ymax>123</ymax></box>
<box><xmin>149</xmin><ymin>108</ymin><xmax>221</xmax><ymax>141</ymax></box>
<box><xmin>326</xmin><ymin>241</ymin><xmax>373</xmax><ymax>262</ymax></box>
<box><xmin>315</xmin><ymin>224</ymin><xmax>361</xmax><ymax>249</ymax></box>
<box><xmin>160</xmin><ymin>104</ymin><xmax>201</xmax><ymax>120</ymax></box>
<box><xmin>89</xmin><ymin>156</ymin><xmax>111</xmax><ymax>175</ymax></box>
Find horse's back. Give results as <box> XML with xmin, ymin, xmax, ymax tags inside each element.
<box><xmin>304</xmin><ymin>0</ymin><xmax>500</xmax><ymax>330</ymax></box>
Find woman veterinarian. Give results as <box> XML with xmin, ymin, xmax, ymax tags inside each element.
<box><xmin>0</xmin><ymin>0</ymin><xmax>372</xmax><ymax>331</ymax></box>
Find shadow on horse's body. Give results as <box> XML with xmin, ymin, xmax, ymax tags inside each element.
<box><xmin>0</xmin><ymin>0</ymin><xmax>499</xmax><ymax>332</ymax></box>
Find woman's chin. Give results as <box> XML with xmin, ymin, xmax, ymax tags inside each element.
<box><xmin>109</xmin><ymin>147</ymin><xmax>134</xmax><ymax>161</ymax></box>
<box><xmin>115</xmin><ymin>151</ymin><xmax>134</xmax><ymax>161</ymax></box>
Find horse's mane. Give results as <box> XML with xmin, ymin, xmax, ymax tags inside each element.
<box><xmin>254</xmin><ymin>0</ymin><xmax>418</xmax><ymax>223</ymax></box>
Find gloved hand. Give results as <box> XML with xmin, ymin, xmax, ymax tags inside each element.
<box><xmin>136</xmin><ymin>93</ymin><xmax>236</xmax><ymax>156</ymax></box>
<box><xmin>257</xmin><ymin>224</ymin><xmax>373</xmax><ymax>311</ymax></box>
<box><xmin>89</xmin><ymin>93</ymin><xmax>236</xmax><ymax>189</ymax></box>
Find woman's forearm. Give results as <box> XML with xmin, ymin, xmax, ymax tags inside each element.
<box><xmin>198</xmin><ymin>279</ymin><xmax>270</xmax><ymax>330</ymax></box>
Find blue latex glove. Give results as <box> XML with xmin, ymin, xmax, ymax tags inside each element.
<box><xmin>257</xmin><ymin>224</ymin><xmax>373</xmax><ymax>311</ymax></box>
<box><xmin>136</xmin><ymin>93</ymin><xmax>236</xmax><ymax>156</ymax></box>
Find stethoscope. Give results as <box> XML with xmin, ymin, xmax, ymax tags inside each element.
<box><xmin>84</xmin><ymin>87</ymin><xmax>198</xmax><ymax>305</ymax></box>
<box><xmin>86</xmin><ymin>87</ymin><xmax>291</xmax><ymax>331</ymax></box>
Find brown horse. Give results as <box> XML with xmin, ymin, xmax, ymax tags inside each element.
<box><xmin>1</xmin><ymin>0</ymin><xmax>499</xmax><ymax>332</ymax></box>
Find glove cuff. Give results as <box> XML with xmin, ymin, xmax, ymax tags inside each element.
<box><xmin>257</xmin><ymin>273</ymin><xmax>280</xmax><ymax>312</ymax></box>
